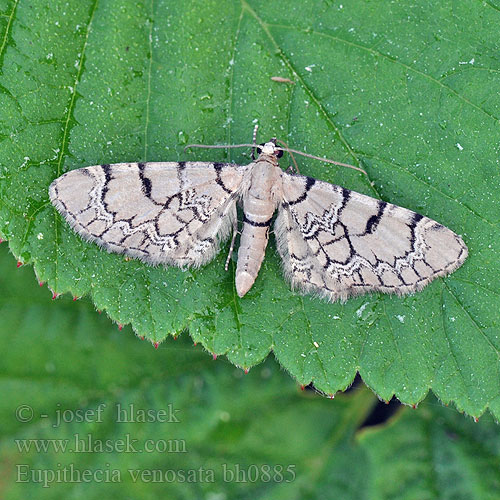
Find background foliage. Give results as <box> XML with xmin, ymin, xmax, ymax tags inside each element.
<box><xmin>0</xmin><ymin>0</ymin><xmax>499</xmax><ymax>424</ymax></box>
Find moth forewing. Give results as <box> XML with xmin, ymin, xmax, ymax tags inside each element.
<box><xmin>276</xmin><ymin>173</ymin><xmax>468</xmax><ymax>302</ymax></box>
<box><xmin>49</xmin><ymin>161</ymin><xmax>245</xmax><ymax>267</ymax></box>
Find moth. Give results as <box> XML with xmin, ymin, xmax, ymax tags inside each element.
<box><xmin>49</xmin><ymin>139</ymin><xmax>467</xmax><ymax>301</ymax></box>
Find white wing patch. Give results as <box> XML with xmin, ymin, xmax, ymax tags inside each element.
<box><xmin>49</xmin><ymin>162</ymin><xmax>247</xmax><ymax>267</ymax></box>
<box><xmin>49</xmin><ymin>141</ymin><xmax>468</xmax><ymax>301</ymax></box>
<box><xmin>275</xmin><ymin>173</ymin><xmax>468</xmax><ymax>301</ymax></box>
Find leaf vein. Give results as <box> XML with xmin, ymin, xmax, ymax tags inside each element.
<box><xmin>0</xmin><ymin>0</ymin><xmax>19</xmax><ymax>69</ymax></box>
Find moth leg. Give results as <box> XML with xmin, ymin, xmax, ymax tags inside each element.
<box><xmin>225</xmin><ymin>217</ymin><xmax>239</xmax><ymax>271</ymax></box>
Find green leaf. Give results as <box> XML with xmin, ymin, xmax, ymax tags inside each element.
<box><xmin>1</xmin><ymin>244</ymin><xmax>499</xmax><ymax>498</ymax></box>
<box><xmin>0</xmin><ymin>0</ymin><xmax>499</xmax><ymax>418</ymax></box>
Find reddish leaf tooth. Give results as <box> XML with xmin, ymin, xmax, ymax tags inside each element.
<box><xmin>212</xmin><ymin>353</ymin><xmax>217</xmax><ymax>360</ymax></box>
<box><xmin>154</xmin><ymin>342</ymin><xmax>159</xmax><ymax>349</ymax></box>
<box><xmin>16</xmin><ymin>261</ymin><xmax>23</xmax><ymax>268</ymax></box>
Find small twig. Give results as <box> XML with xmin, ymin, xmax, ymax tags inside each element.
<box><xmin>271</xmin><ymin>76</ymin><xmax>296</xmax><ymax>85</ymax></box>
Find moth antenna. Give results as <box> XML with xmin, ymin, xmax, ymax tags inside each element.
<box><xmin>275</xmin><ymin>147</ymin><xmax>368</xmax><ymax>176</ymax></box>
<box><xmin>275</xmin><ymin>138</ymin><xmax>300</xmax><ymax>174</ymax></box>
<box><xmin>184</xmin><ymin>143</ymin><xmax>261</xmax><ymax>153</ymax></box>
<box><xmin>252</xmin><ymin>124</ymin><xmax>259</xmax><ymax>146</ymax></box>
<box><xmin>251</xmin><ymin>124</ymin><xmax>259</xmax><ymax>160</ymax></box>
